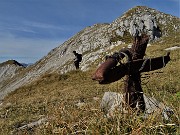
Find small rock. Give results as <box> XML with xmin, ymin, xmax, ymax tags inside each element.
<box><xmin>76</xmin><ymin>102</ymin><xmax>86</xmax><ymax>108</ymax></box>
<box><xmin>147</xmin><ymin>43</ymin><xmax>151</xmax><ymax>47</ymax></box>
<box><xmin>18</xmin><ymin>118</ymin><xmax>47</xmax><ymax>130</ymax></box>
<box><xmin>128</xmin><ymin>44</ymin><xmax>133</xmax><ymax>48</ymax></box>
<box><xmin>93</xmin><ymin>97</ymin><xmax>100</xmax><ymax>101</ymax></box>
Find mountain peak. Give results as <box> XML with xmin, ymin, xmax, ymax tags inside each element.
<box><xmin>112</xmin><ymin>6</ymin><xmax>179</xmax><ymax>41</ymax></box>
<box><xmin>0</xmin><ymin>60</ymin><xmax>24</xmax><ymax>67</ymax></box>
<box><xmin>124</xmin><ymin>6</ymin><xmax>166</xmax><ymax>16</ymax></box>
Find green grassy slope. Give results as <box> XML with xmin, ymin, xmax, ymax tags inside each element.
<box><xmin>0</xmin><ymin>33</ymin><xmax>179</xmax><ymax>134</ymax></box>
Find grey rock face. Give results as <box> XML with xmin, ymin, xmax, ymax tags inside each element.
<box><xmin>100</xmin><ymin>92</ymin><xmax>174</xmax><ymax>120</ymax></box>
<box><xmin>128</xmin><ymin>15</ymin><xmax>161</xmax><ymax>40</ymax></box>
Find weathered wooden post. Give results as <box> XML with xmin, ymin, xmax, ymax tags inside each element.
<box><xmin>92</xmin><ymin>34</ymin><xmax>170</xmax><ymax>112</ymax></box>
<box><xmin>123</xmin><ymin>34</ymin><xmax>149</xmax><ymax>111</ymax></box>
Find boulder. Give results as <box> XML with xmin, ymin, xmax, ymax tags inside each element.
<box><xmin>100</xmin><ymin>92</ymin><xmax>174</xmax><ymax>120</ymax></box>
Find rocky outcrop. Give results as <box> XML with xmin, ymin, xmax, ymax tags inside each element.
<box><xmin>0</xmin><ymin>6</ymin><xmax>179</xmax><ymax>100</ymax></box>
<box><xmin>111</xmin><ymin>6</ymin><xmax>180</xmax><ymax>41</ymax></box>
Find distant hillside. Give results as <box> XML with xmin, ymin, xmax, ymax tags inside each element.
<box><xmin>20</xmin><ymin>63</ymin><xmax>33</xmax><ymax>67</ymax></box>
<box><xmin>0</xmin><ymin>6</ymin><xmax>180</xmax><ymax>100</ymax></box>
<box><xmin>0</xmin><ymin>60</ymin><xmax>24</xmax><ymax>67</ymax></box>
<box><xmin>0</xmin><ymin>60</ymin><xmax>25</xmax><ymax>91</ymax></box>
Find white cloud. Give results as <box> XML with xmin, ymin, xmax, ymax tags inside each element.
<box><xmin>6</xmin><ymin>26</ymin><xmax>36</xmax><ymax>33</ymax></box>
<box><xmin>22</xmin><ymin>21</ymin><xmax>66</xmax><ymax>30</ymax></box>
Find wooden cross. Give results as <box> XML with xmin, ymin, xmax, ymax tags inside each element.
<box><xmin>92</xmin><ymin>34</ymin><xmax>170</xmax><ymax>112</ymax></box>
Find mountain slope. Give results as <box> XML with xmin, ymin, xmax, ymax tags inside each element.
<box><xmin>0</xmin><ymin>6</ymin><xmax>180</xmax><ymax>100</ymax></box>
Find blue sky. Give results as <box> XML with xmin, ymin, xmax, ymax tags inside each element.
<box><xmin>0</xmin><ymin>0</ymin><xmax>179</xmax><ymax>64</ymax></box>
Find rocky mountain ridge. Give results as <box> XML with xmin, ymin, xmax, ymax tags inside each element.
<box><xmin>0</xmin><ymin>6</ymin><xmax>179</xmax><ymax>100</ymax></box>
